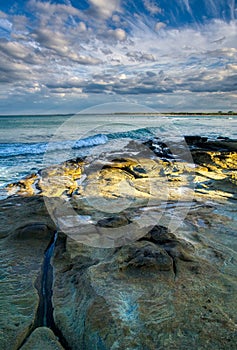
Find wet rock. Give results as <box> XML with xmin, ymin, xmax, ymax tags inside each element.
<box><xmin>0</xmin><ymin>196</ymin><xmax>55</xmax><ymax>239</ymax></box>
<box><xmin>96</xmin><ymin>215</ymin><xmax>130</xmax><ymax>228</ymax></box>
<box><xmin>185</xmin><ymin>136</ymin><xmax>237</xmax><ymax>152</ymax></box>
<box><xmin>143</xmin><ymin>138</ymin><xmax>174</xmax><ymax>159</ymax></box>
<box><xmin>0</xmin><ymin>199</ymin><xmax>55</xmax><ymax>350</ymax></box>
<box><xmin>118</xmin><ymin>241</ymin><xmax>174</xmax><ymax>271</ymax></box>
<box><xmin>7</xmin><ymin>158</ymin><xmax>84</xmax><ymax>198</ymax></box>
<box><xmin>51</xmin><ymin>225</ymin><xmax>237</xmax><ymax>350</ymax></box>
<box><xmin>145</xmin><ymin>224</ymin><xmax>175</xmax><ymax>243</ymax></box>
<box><xmin>1</xmin><ymin>137</ymin><xmax>237</xmax><ymax>350</ymax></box>
<box><xmin>11</xmin><ymin>223</ymin><xmax>54</xmax><ymax>241</ymax></box>
<box><xmin>20</xmin><ymin>327</ymin><xmax>64</xmax><ymax>350</ymax></box>
<box><xmin>144</xmin><ymin>225</ymin><xmax>195</xmax><ymax>262</ymax></box>
<box><xmin>184</xmin><ymin>135</ymin><xmax>208</xmax><ymax>146</ymax></box>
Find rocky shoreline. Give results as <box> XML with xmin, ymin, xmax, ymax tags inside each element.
<box><xmin>0</xmin><ymin>136</ymin><xmax>237</xmax><ymax>349</ymax></box>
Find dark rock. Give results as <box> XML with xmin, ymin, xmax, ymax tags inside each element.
<box><xmin>96</xmin><ymin>215</ymin><xmax>130</xmax><ymax>228</ymax></box>
<box><xmin>185</xmin><ymin>136</ymin><xmax>237</xmax><ymax>152</ymax></box>
<box><xmin>142</xmin><ymin>225</ymin><xmax>195</xmax><ymax>268</ymax></box>
<box><xmin>10</xmin><ymin>223</ymin><xmax>54</xmax><ymax>241</ymax></box>
<box><xmin>143</xmin><ymin>138</ymin><xmax>174</xmax><ymax>159</ymax></box>
<box><xmin>145</xmin><ymin>225</ymin><xmax>176</xmax><ymax>243</ymax></box>
<box><xmin>122</xmin><ymin>241</ymin><xmax>173</xmax><ymax>271</ymax></box>
<box><xmin>184</xmin><ymin>135</ymin><xmax>208</xmax><ymax>146</ymax></box>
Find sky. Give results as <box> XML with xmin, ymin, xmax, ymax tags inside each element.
<box><xmin>0</xmin><ymin>0</ymin><xmax>237</xmax><ymax>114</ymax></box>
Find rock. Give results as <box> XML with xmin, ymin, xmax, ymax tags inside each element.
<box><xmin>4</xmin><ymin>139</ymin><xmax>237</xmax><ymax>208</ymax></box>
<box><xmin>184</xmin><ymin>135</ymin><xmax>208</xmax><ymax>146</ymax></box>
<box><xmin>117</xmin><ymin>241</ymin><xmax>174</xmax><ymax>271</ymax></box>
<box><xmin>11</xmin><ymin>223</ymin><xmax>54</xmax><ymax>240</ymax></box>
<box><xmin>0</xmin><ymin>196</ymin><xmax>55</xmax><ymax>239</ymax></box>
<box><xmin>20</xmin><ymin>327</ymin><xmax>64</xmax><ymax>350</ymax></box>
<box><xmin>51</xmin><ymin>228</ymin><xmax>237</xmax><ymax>350</ymax></box>
<box><xmin>143</xmin><ymin>138</ymin><xmax>175</xmax><ymax>159</ymax></box>
<box><xmin>96</xmin><ymin>215</ymin><xmax>130</xmax><ymax>228</ymax></box>
<box><xmin>7</xmin><ymin>158</ymin><xmax>84</xmax><ymax>198</ymax></box>
<box><xmin>185</xmin><ymin>135</ymin><xmax>237</xmax><ymax>152</ymax></box>
<box><xmin>0</xmin><ymin>201</ymin><xmax>55</xmax><ymax>350</ymax></box>
<box><xmin>1</xmin><ymin>137</ymin><xmax>237</xmax><ymax>350</ymax></box>
<box><xmin>144</xmin><ymin>225</ymin><xmax>195</xmax><ymax>262</ymax></box>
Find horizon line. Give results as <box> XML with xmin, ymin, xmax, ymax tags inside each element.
<box><xmin>0</xmin><ymin>111</ymin><xmax>236</xmax><ymax>117</ymax></box>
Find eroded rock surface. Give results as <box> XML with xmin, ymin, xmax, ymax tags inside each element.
<box><xmin>0</xmin><ymin>137</ymin><xmax>237</xmax><ymax>349</ymax></box>
<box><xmin>20</xmin><ymin>327</ymin><xmax>64</xmax><ymax>350</ymax></box>
<box><xmin>0</xmin><ymin>203</ymin><xmax>55</xmax><ymax>350</ymax></box>
<box><xmin>52</xmin><ymin>217</ymin><xmax>237</xmax><ymax>349</ymax></box>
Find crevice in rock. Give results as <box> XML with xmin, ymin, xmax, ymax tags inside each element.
<box><xmin>16</xmin><ymin>324</ymin><xmax>35</xmax><ymax>350</ymax></box>
<box><xmin>17</xmin><ymin>232</ymin><xmax>71</xmax><ymax>350</ymax></box>
<box><xmin>36</xmin><ymin>231</ymin><xmax>58</xmax><ymax>328</ymax></box>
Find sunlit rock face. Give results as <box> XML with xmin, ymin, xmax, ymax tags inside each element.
<box><xmin>1</xmin><ymin>137</ymin><xmax>237</xmax><ymax>349</ymax></box>
<box><xmin>6</xmin><ymin>137</ymin><xmax>237</xmax><ymax>204</ymax></box>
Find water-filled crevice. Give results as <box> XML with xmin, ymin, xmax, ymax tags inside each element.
<box><xmin>36</xmin><ymin>231</ymin><xmax>58</xmax><ymax>328</ymax></box>
<box><xmin>17</xmin><ymin>231</ymin><xmax>71</xmax><ymax>350</ymax></box>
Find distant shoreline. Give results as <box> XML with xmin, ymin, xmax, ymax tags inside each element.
<box><xmin>0</xmin><ymin>112</ymin><xmax>236</xmax><ymax>117</ymax></box>
<box><xmin>113</xmin><ymin>112</ymin><xmax>237</xmax><ymax>116</ymax></box>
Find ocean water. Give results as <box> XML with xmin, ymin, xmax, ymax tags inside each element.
<box><xmin>0</xmin><ymin>114</ymin><xmax>236</xmax><ymax>189</ymax></box>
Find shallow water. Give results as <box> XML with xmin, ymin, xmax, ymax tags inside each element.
<box><xmin>0</xmin><ymin>114</ymin><xmax>236</xmax><ymax>188</ymax></box>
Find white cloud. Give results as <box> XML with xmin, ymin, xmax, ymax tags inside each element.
<box><xmin>28</xmin><ymin>0</ymin><xmax>82</xmax><ymax>17</ymax></box>
<box><xmin>70</xmin><ymin>54</ymin><xmax>102</xmax><ymax>65</ymax></box>
<box><xmin>0</xmin><ymin>1</ymin><xmax>237</xmax><ymax>113</ymax></box>
<box><xmin>112</xmin><ymin>14</ymin><xmax>120</xmax><ymax>22</ymax></box>
<box><xmin>32</xmin><ymin>28</ymin><xmax>70</xmax><ymax>54</ymax></box>
<box><xmin>0</xmin><ymin>40</ymin><xmax>31</xmax><ymax>60</ymax></box>
<box><xmin>0</xmin><ymin>54</ymin><xmax>31</xmax><ymax>83</ymax></box>
<box><xmin>227</xmin><ymin>64</ymin><xmax>237</xmax><ymax>71</ymax></box>
<box><xmin>143</xmin><ymin>0</ymin><xmax>162</xmax><ymax>15</ymax></box>
<box><xmin>108</xmin><ymin>28</ymin><xmax>127</xmax><ymax>41</ymax></box>
<box><xmin>155</xmin><ymin>22</ymin><xmax>166</xmax><ymax>31</ymax></box>
<box><xmin>78</xmin><ymin>22</ymin><xmax>87</xmax><ymax>32</ymax></box>
<box><xmin>88</xmin><ymin>0</ymin><xmax>121</xmax><ymax>19</ymax></box>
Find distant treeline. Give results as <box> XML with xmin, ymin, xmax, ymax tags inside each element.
<box><xmin>114</xmin><ymin>111</ymin><xmax>237</xmax><ymax>116</ymax></box>
<box><xmin>165</xmin><ymin>111</ymin><xmax>237</xmax><ymax>116</ymax></box>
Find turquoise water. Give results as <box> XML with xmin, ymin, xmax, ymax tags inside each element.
<box><xmin>0</xmin><ymin>114</ymin><xmax>236</xmax><ymax>188</ymax></box>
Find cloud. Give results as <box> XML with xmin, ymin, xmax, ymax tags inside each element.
<box><xmin>32</xmin><ymin>28</ymin><xmax>70</xmax><ymax>54</ymax></box>
<box><xmin>143</xmin><ymin>0</ymin><xmax>162</xmax><ymax>15</ymax></box>
<box><xmin>31</xmin><ymin>26</ymin><xmax>101</xmax><ymax>65</ymax></box>
<box><xmin>0</xmin><ymin>1</ymin><xmax>236</xmax><ymax>113</ymax></box>
<box><xmin>88</xmin><ymin>0</ymin><xmax>121</xmax><ymax>19</ymax></box>
<box><xmin>28</xmin><ymin>0</ymin><xmax>82</xmax><ymax>18</ymax></box>
<box><xmin>126</xmin><ymin>51</ymin><xmax>155</xmax><ymax>62</ymax></box>
<box><xmin>0</xmin><ymin>40</ymin><xmax>28</xmax><ymax>60</ymax></box>
<box><xmin>155</xmin><ymin>22</ymin><xmax>166</xmax><ymax>31</ymax></box>
<box><xmin>0</xmin><ymin>54</ymin><xmax>31</xmax><ymax>83</ymax></box>
<box><xmin>70</xmin><ymin>54</ymin><xmax>102</xmax><ymax>65</ymax></box>
<box><xmin>108</xmin><ymin>28</ymin><xmax>127</xmax><ymax>41</ymax></box>
<box><xmin>0</xmin><ymin>17</ymin><xmax>12</xmax><ymax>32</ymax></box>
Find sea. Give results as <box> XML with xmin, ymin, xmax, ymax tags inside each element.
<box><xmin>0</xmin><ymin>113</ymin><xmax>236</xmax><ymax>195</ymax></box>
